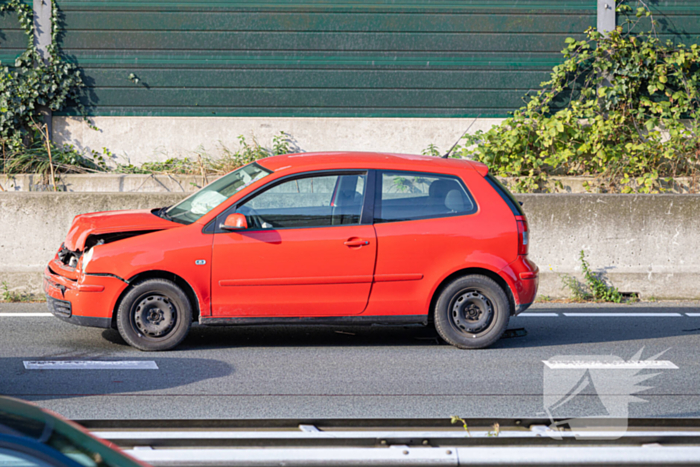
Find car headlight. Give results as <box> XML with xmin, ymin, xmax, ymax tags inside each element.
<box><xmin>81</xmin><ymin>247</ymin><xmax>95</xmax><ymax>272</ymax></box>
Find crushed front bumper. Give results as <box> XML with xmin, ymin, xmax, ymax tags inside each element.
<box><xmin>44</xmin><ymin>262</ymin><xmax>128</xmax><ymax>329</ymax></box>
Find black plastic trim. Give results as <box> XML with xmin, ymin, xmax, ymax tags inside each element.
<box><xmin>514</xmin><ymin>302</ymin><xmax>533</xmax><ymax>315</ymax></box>
<box><xmin>485</xmin><ymin>174</ymin><xmax>525</xmax><ymax>217</ymax></box>
<box><xmin>360</xmin><ymin>170</ymin><xmax>376</xmax><ymax>225</ymax></box>
<box><xmin>200</xmin><ymin>315</ymin><xmax>428</xmax><ymax>327</ymax></box>
<box><xmin>203</xmin><ymin>220</ymin><xmax>216</xmax><ymax>234</ymax></box>
<box><xmin>46</xmin><ymin>295</ymin><xmax>72</xmax><ymax>317</ymax></box>
<box><xmin>45</xmin><ymin>299</ymin><xmax>112</xmax><ymax>329</ymax></box>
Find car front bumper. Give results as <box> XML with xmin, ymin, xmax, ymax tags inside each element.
<box><xmin>44</xmin><ymin>264</ymin><xmax>127</xmax><ymax>329</ymax></box>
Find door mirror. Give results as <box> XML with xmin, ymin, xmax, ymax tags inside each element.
<box><xmin>220</xmin><ymin>213</ymin><xmax>248</xmax><ymax>231</ymax></box>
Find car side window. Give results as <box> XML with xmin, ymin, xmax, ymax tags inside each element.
<box><xmin>236</xmin><ymin>173</ymin><xmax>366</xmax><ymax>229</ymax></box>
<box><xmin>375</xmin><ymin>171</ymin><xmax>476</xmax><ymax>223</ymax></box>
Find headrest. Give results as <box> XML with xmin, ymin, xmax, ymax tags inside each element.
<box><xmin>428</xmin><ymin>179</ymin><xmax>460</xmax><ymax>199</ymax></box>
<box><xmin>445</xmin><ymin>189</ymin><xmax>465</xmax><ymax>212</ymax></box>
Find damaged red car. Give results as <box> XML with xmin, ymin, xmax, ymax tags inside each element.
<box><xmin>44</xmin><ymin>152</ymin><xmax>538</xmax><ymax>351</ymax></box>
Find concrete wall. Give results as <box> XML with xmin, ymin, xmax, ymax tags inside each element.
<box><xmin>0</xmin><ymin>174</ymin><xmax>210</xmax><ymax>193</ymax></box>
<box><xmin>524</xmin><ymin>194</ymin><xmax>700</xmax><ymax>300</ymax></box>
<box><xmin>3</xmin><ymin>173</ymin><xmax>698</xmax><ymax>194</ymax></box>
<box><xmin>53</xmin><ymin>117</ymin><xmax>503</xmax><ymax>165</ymax></box>
<box><xmin>1</xmin><ymin>193</ymin><xmax>698</xmax><ymax>300</ymax></box>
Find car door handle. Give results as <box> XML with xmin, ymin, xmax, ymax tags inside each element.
<box><xmin>344</xmin><ymin>238</ymin><xmax>370</xmax><ymax>247</ymax></box>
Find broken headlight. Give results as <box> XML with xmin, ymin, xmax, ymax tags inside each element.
<box><xmin>81</xmin><ymin>247</ymin><xmax>95</xmax><ymax>272</ymax></box>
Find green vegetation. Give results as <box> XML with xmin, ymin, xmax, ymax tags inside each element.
<box><xmin>0</xmin><ymin>1</ymin><xmax>292</xmax><ymax>179</ymax></box>
<box><xmin>3</xmin><ymin>140</ymin><xmax>106</xmax><ymax>175</ymax></box>
<box><xmin>450</xmin><ymin>416</ymin><xmax>500</xmax><ymax>437</ymax></box>
<box><xmin>0</xmin><ymin>0</ymin><xmax>91</xmax><ymax>174</ymax></box>
<box><xmin>421</xmin><ymin>143</ymin><xmax>440</xmax><ymax>157</ymax></box>
<box><xmin>1</xmin><ymin>133</ymin><xmax>293</xmax><ymax>180</ymax></box>
<box><xmin>1</xmin><ymin>281</ymin><xmax>30</xmax><ymax>302</ymax></box>
<box><xmin>450</xmin><ymin>1</ymin><xmax>700</xmax><ymax>194</ymax></box>
<box><xmin>112</xmin><ymin>133</ymin><xmax>292</xmax><ymax>175</ymax></box>
<box><xmin>450</xmin><ymin>416</ymin><xmax>471</xmax><ymax>437</ymax></box>
<box><xmin>560</xmin><ymin>250</ymin><xmax>626</xmax><ymax>303</ymax></box>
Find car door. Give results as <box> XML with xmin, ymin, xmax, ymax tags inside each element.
<box><xmin>211</xmin><ymin>171</ymin><xmax>376</xmax><ymax>317</ymax></box>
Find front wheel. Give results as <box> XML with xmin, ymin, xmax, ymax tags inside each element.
<box><xmin>116</xmin><ymin>279</ymin><xmax>192</xmax><ymax>351</ymax></box>
<box><xmin>434</xmin><ymin>275</ymin><xmax>510</xmax><ymax>349</ymax></box>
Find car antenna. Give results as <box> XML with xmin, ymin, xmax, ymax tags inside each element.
<box><xmin>441</xmin><ymin>115</ymin><xmax>480</xmax><ymax>159</ymax></box>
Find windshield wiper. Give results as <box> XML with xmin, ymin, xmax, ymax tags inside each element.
<box><xmin>157</xmin><ymin>207</ymin><xmax>172</xmax><ymax>220</ymax></box>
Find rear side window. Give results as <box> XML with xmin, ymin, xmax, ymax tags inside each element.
<box><xmin>375</xmin><ymin>171</ymin><xmax>476</xmax><ymax>223</ymax></box>
<box><xmin>485</xmin><ymin>174</ymin><xmax>524</xmax><ymax>217</ymax></box>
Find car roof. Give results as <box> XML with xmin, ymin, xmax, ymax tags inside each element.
<box><xmin>256</xmin><ymin>151</ymin><xmax>488</xmax><ymax>175</ymax></box>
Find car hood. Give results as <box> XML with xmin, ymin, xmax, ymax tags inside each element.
<box><xmin>64</xmin><ymin>209</ymin><xmax>180</xmax><ymax>252</ymax></box>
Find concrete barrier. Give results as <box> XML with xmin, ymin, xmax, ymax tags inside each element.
<box><xmin>0</xmin><ymin>174</ymin><xmax>208</xmax><ymax>193</ymax></box>
<box><xmin>1</xmin><ymin>193</ymin><xmax>698</xmax><ymax>300</ymax></box>
<box><xmin>523</xmin><ymin>194</ymin><xmax>700</xmax><ymax>300</ymax></box>
<box><xmin>2</xmin><ymin>174</ymin><xmax>696</xmax><ymax>194</ymax></box>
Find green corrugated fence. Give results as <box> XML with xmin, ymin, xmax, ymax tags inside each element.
<box><xmin>2</xmin><ymin>0</ymin><xmax>699</xmax><ymax>118</ymax></box>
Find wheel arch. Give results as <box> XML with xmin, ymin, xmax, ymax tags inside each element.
<box><xmin>428</xmin><ymin>267</ymin><xmax>516</xmax><ymax>323</ymax></box>
<box><xmin>111</xmin><ymin>270</ymin><xmax>201</xmax><ymax>328</ymax></box>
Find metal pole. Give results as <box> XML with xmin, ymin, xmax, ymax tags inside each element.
<box><xmin>597</xmin><ymin>1</ymin><xmax>616</xmax><ymax>92</ymax></box>
<box><xmin>597</xmin><ymin>0</ymin><xmax>616</xmax><ymax>35</ymax></box>
<box><xmin>33</xmin><ymin>0</ymin><xmax>52</xmax><ymax>139</ymax></box>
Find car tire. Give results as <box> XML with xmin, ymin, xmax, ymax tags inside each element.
<box><xmin>116</xmin><ymin>279</ymin><xmax>192</xmax><ymax>351</ymax></box>
<box><xmin>434</xmin><ymin>275</ymin><xmax>510</xmax><ymax>349</ymax></box>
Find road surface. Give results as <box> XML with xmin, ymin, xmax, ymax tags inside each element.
<box><xmin>1</xmin><ymin>302</ymin><xmax>699</xmax><ymax>420</ymax></box>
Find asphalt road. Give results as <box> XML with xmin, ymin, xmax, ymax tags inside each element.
<box><xmin>1</xmin><ymin>302</ymin><xmax>699</xmax><ymax>421</ymax></box>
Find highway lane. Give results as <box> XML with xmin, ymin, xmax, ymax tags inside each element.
<box><xmin>0</xmin><ymin>302</ymin><xmax>699</xmax><ymax>420</ymax></box>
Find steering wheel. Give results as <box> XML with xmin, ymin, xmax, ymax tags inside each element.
<box><xmin>236</xmin><ymin>205</ymin><xmax>267</xmax><ymax>229</ymax></box>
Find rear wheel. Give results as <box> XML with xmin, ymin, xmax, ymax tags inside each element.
<box><xmin>434</xmin><ymin>275</ymin><xmax>510</xmax><ymax>349</ymax></box>
<box><xmin>116</xmin><ymin>279</ymin><xmax>192</xmax><ymax>351</ymax></box>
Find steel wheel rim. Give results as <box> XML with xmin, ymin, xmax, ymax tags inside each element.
<box><xmin>132</xmin><ymin>294</ymin><xmax>177</xmax><ymax>339</ymax></box>
<box><xmin>450</xmin><ymin>289</ymin><xmax>494</xmax><ymax>335</ymax></box>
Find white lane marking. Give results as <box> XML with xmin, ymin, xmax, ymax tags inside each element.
<box><xmin>686</xmin><ymin>313</ymin><xmax>700</xmax><ymax>317</ymax></box>
<box><xmin>543</xmin><ymin>360</ymin><xmax>678</xmax><ymax>369</ymax></box>
<box><xmin>0</xmin><ymin>313</ymin><xmax>52</xmax><ymax>317</ymax></box>
<box><xmin>542</xmin><ymin>360</ymin><xmax>678</xmax><ymax>370</ymax></box>
<box><xmin>24</xmin><ymin>361</ymin><xmax>158</xmax><ymax>370</ymax></box>
<box><xmin>518</xmin><ymin>313</ymin><xmax>559</xmax><ymax>317</ymax></box>
<box><xmin>563</xmin><ymin>313</ymin><xmax>682</xmax><ymax>317</ymax></box>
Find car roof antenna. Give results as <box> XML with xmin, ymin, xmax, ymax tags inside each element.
<box><xmin>441</xmin><ymin>115</ymin><xmax>480</xmax><ymax>159</ymax></box>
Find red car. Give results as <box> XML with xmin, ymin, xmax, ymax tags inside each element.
<box><xmin>44</xmin><ymin>152</ymin><xmax>538</xmax><ymax>351</ymax></box>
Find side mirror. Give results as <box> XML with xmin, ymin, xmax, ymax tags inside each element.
<box><xmin>220</xmin><ymin>213</ymin><xmax>248</xmax><ymax>231</ymax></box>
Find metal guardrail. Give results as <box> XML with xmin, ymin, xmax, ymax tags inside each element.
<box><xmin>79</xmin><ymin>418</ymin><xmax>700</xmax><ymax>467</ymax></box>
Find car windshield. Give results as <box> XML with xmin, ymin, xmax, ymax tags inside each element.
<box><xmin>164</xmin><ymin>162</ymin><xmax>272</xmax><ymax>224</ymax></box>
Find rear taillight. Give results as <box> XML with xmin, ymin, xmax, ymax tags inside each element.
<box><xmin>516</xmin><ymin>216</ymin><xmax>529</xmax><ymax>256</ymax></box>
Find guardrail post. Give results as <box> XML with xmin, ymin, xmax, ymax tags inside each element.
<box><xmin>33</xmin><ymin>0</ymin><xmax>52</xmax><ymax>138</ymax></box>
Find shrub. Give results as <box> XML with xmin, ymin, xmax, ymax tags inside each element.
<box><xmin>456</xmin><ymin>1</ymin><xmax>700</xmax><ymax>193</ymax></box>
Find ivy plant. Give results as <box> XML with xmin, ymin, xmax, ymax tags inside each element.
<box><xmin>457</xmin><ymin>0</ymin><xmax>700</xmax><ymax>193</ymax></box>
<box><xmin>0</xmin><ymin>0</ymin><xmax>87</xmax><ymax>154</ymax></box>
